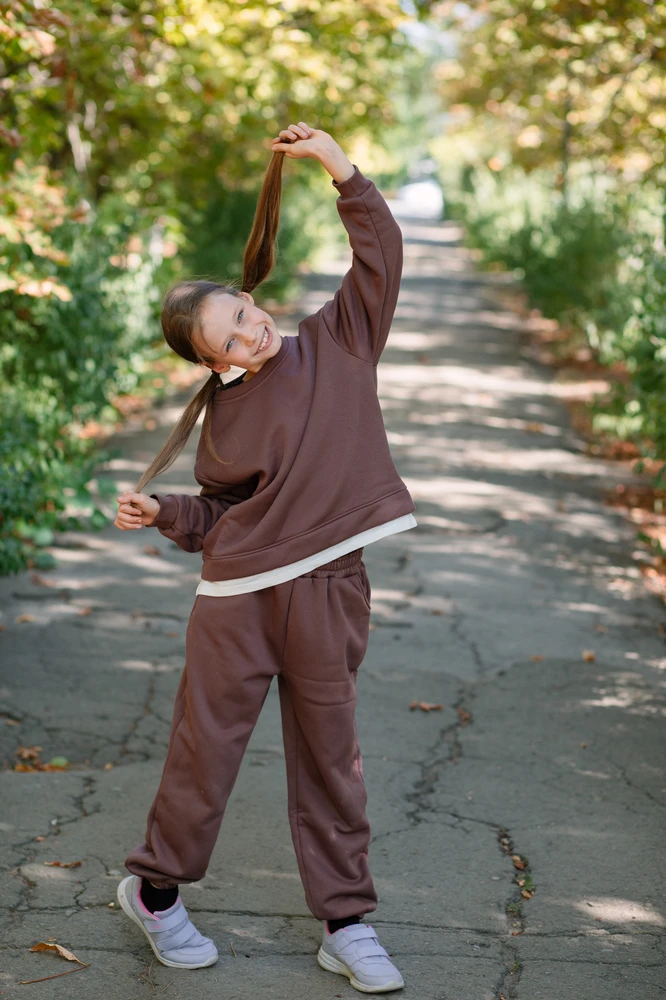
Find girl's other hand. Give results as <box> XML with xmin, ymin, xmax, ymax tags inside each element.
<box><xmin>271</xmin><ymin>121</ymin><xmax>335</xmax><ymax>160</ymax></box>
<box><xmin>115</xmin><ymin>491</ymin><xmax>160</xmax><ymax>530</ymax></box>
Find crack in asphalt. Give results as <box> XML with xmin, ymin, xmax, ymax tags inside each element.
<box><xmin>608</xmin><ymin>756</ymin><xmax>666</xmax><ymax>812</ymax></box>
<box><xmin>449</xmin><ymin>602</ymin><xmax>486</xmax><ymax>676</ymax></box>
<box><xmin>397</xmin><ymin>676</ymin><xmax>541</xmax><ymax>1000</ymax></box>
<box><xmin>403</xmin><ymin>688</ymin><xmax>475</xmax><ymax>827</ymax></box>
<box><xmin>114</xmin><ymin>672</ymin><xmax>159</xmax><ymax>764</ymax></box>
<box><xmin>7</xmin><ymin>775</ymin><xmax>99</xmax><ymax>925</ymax></box>
<box><xmin>491</xmin><ymin>826</ymin><xmax>537</xmax><ymax>999</ymax></box>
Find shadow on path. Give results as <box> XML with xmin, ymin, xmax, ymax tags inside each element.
<box><xmin>1</xmin><ymin>213</ymin><xmax>664</xmax><ymax>999</ymax></box>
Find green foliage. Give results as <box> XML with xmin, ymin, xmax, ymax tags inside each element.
<box><xmin>437</xmin><ymin>0</ymin><xmax>666</xmax><ymax>182</ymax></box>
<box><xmin>448</xmin><ymin>164</ymin><xmax>666</xmax><ymax>477</ymax></box>
<box><xmin>451</xmin><ymin>167</ymin><xmax>632</xmax><ymax>331</ymax></box>
<box><xmin>429</xmin><ymin>0</ymin><xmax>666</xmax><ymax>485</ymax></box>
<box><xmin>0</xmin><ymin>0</ymin><xmax>427</xmax><ymax>576</ymax></box>
<box><xmin>591</xmin><ymin>243</ymin><xmax>666</xmax><ymax>480</ymax></box>
<box><xmin>0</xmin><ymin>207</ymin><xmax>163</xmax><ymax>574</ymax></box>
<box><xmin>178</xmin><ymin>169</ymin><xmax>329</xmax><ymax>303</ymax></box>
<box><xmin>2</xmin><ymin>0</ymin><xmax>411</xmax><ymax>206</ymax></box>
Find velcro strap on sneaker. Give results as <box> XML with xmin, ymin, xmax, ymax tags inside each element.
<box><xmin>336</xmin><ymin>923</ymin><xmax>389</xmax><ymax>960</ymax></box>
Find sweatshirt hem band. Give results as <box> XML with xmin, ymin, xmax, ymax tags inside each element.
<box><xmin>195</xmin><ymin>514</ymin><xmax>417</xmax><ymax>596</ymax></box>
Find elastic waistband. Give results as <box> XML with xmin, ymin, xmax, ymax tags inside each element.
<box><xmin>301</xmin><ymin>547</ymin><xmax>364</xmax><ymax>578</ymax></box>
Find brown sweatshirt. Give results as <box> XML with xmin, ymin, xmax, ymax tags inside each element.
<box><xmin>150</xmin><ymin>164</ymin><xmax>416</xmax><ymax>582</ymax></box>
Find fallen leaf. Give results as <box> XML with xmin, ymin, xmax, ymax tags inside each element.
<box><xmin>530</xmin><ymin>655</ymin><xmax>544</xmax><ymax>662</ymax></box>
<box><xmin>104</xmin><ymin>762</ymin><xmax>113</xmax><ymax>771</ymax></box>
<box><xmin>44</xmin><ymin>861</ymin><xmax>82</xmax><ymax>868</ymax></box>
<box><xmin>165</xmin><ymin>631</ymin><xmax>179</xmax><ymax>638</ymax></box>
<box><xmin>580</xmin><ymin>742</ymin><xmax>588</xmax><ymax>749</ymax></box>
<box><xmin>48</xmin><ymin>756</ymin><xmax>69</xmax><ymax>768</ymax></box>
<box><xmin>76</xmin><ymin>607</ymin><xmax>92</xmax><ymax>616</ymax></box>
<box><xmin>15</xmin><ymin>613</ymin><xmax>36</xmax><ymax>623</ymax></box>
<box><xmin>524</xmin><ymin>422</ymin><xmax>545</xmax><ymax>433</ymax></box>
<box><xmin>30</xmin><ymin>942</ymin><xmax>88</xmax><ymax>965</ymax></box>
<box><xmin>594</xmin><ymin>624</ymin><xmax>608</xmax><ymax>633</ymax></box>
<box><xmin>14</xmin><ymin>746</ymin><xmax>70</xmax><ymax>772</ymax></box>
<box><xmin>456</xmin><ymin>706</ymin><xmax>472</xmax><ymax>725</ymax></box>
<box><xmin>582</xmin><ymin>649</ymin><xmax>596</xmax><ymax>662</ymax></box>
<box><xmin>409</xmin><ymin>701</ymin><xmax>444</xmax><ymax>712</ymax></box>
<box><xmin>556</xmin><ymin>500</ymin><xmax>567</xmax><ymax>512</ymax></box>
<box><xmin>34</xmin><ymin>836</ymin><xmax>46</xmax><ymax>842</ymax></box>
<box><xmin>511</xmin><ymin>855</ymin><xmax>527</xmax><ymax>870</ymax></box>
<box><xmin>520</xmin><ymin>889</ymin><xmax>534</xmax><ymax>899</ymax></box>
<box><xmin>430</xmin><ymin>609</ymin><xmax>446</xmax><ymax>616</ymax></box>
<box><xmin>3</xmin><ymin>717</ymin><xmax>20</xmax><ymax>726</ymax></box>
<box><xmin>30</xmin><ymin>573</ymin><xmax>55</xmax><ymax>587</ymax></box>
<box><xmin>143</xmin><ymin>545</ymin><xmax>160</xmax><ymax>555</ymax></box>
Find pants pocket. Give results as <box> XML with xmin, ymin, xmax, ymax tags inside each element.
<box><xmin>349</xmin><ymin>564</ymin><xmax>372</xmax><ymax>614</ymax></box>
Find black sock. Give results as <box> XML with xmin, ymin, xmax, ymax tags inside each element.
<box><xmin>140</xmin><ymin>877</ymin><xmax>179</xmax><ymax>914</ymax></box>
<box><xmin>327</xmin><ymin>915</ymin><xmax>362</xmax><ymax>934</ymax></box>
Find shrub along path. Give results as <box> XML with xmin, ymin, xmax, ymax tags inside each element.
<box><xmin>1</xmin><ymin>209</ymin><xmax>665</xmax><ymax>999</ymax></box>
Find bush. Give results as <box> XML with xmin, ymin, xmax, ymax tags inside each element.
<box><xmin>450</xmin><ymin>168</ymin><xmax>632</xmax><ymax>334</ymax></box>
<box><xmin>447</xmin><ymin>165</ymin><xmax>666</xmax><ymax>477</ymax></box>
<box><xmin>0</xmin><ymin>209</ymin><xmax>162</xmax><ymax>575</ymax></box>
<box><xmin>591</xmin><ymin>243</ymin><xmax>666</xmax><ymax>479</ymax></box>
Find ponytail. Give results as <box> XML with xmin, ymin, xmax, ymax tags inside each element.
<box><xmin>133</xmin><ymin>149</ymin><xmax>287</xmax><ymax>495</ymax></box>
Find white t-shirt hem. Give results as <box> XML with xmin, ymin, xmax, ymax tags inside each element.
<box><xmin>195</xmin><ymin>513</ymin><xmax>417</xmax><ymax>597</ymax></box>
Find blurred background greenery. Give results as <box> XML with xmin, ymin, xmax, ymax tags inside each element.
<box><xmin>2</xmin><ymin>0</ymin><xmax>666</xmax><ymax>573</ymax></box>
<box><xmin>435</xmin><ymin>0</ymin><xmax>666</xmax><ymax>492</ymax></box>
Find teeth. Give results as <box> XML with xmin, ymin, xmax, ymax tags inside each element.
<box><xmin>258</xmin><ymin>328</ymin><xmax>269</xmax><ymax>352</ymax></box>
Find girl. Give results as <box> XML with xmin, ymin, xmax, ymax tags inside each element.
<box><xmin>114</xmin><ymin>121</ymin><xmax>417</xmax><ymax>994</ymax></box>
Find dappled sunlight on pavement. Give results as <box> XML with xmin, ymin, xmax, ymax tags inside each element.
<box><xmin>1</xmin><ymin>208</ymin><xmax>665</xmax><ymax>999</ymax></box>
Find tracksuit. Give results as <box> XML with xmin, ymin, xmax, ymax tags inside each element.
<box><xmin>125</xmin><ymin>164</ymin><xmax>417</xmax><ymax>920</ymax></box>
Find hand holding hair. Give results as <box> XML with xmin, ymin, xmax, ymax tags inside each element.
<box><xmin>271</xmin><ymin>121</ymin><xmax>324</xmax><ymax>158</ymax></box>
<box><xmin>115</xmin><ymin>491</ymin><xmax>160</xmax><ymax>530</ymax></box>
<box><xmin>271</xmin><ymin>120</ymin><xmax>355</xmax><ymax>185</ymax></box>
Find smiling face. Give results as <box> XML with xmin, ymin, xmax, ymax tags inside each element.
<box><xmin>195</xmin><ymin>290</ymin><xmax>282</xmax><ymax>380</ymax></box>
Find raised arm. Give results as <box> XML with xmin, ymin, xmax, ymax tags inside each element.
<box><xmin>149</xmin><ymin>479</ymin><xmax>256</xmax><ymax>552</ymax></box>
<box><xmin>270</xmin><ymin>124</ymin><xmax>403</xmax><ymax>365</ymax></box>
<box><xmin>320</xmin><ymin>165</ymin><xmax>403</xmax><ymax>365</ymax></box>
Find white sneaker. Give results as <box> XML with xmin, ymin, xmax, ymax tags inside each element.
<box><xmin>116</xmin><ymin>875</ymin><xmax>218</xmax><ymax>970</ymax></box>
<box><xmin>317</xmin><ymin>922</ymin><xmax>404</xmax><ymax>993</ymax></box>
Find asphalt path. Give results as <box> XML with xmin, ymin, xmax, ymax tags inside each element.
<box><xmin>1</xmin><ymin>208</ymin><xmax>664</xmax><ymax>999</ymax></box>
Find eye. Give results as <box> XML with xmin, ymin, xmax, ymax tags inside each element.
<box><xmin>225</xmin><ymin>307</ymin><xmax>243</xmax><ymax>351</ymax></box>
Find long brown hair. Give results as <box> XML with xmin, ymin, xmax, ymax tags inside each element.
<box><xmin>134</xmin><ymin>149</ymin><xmax>287</xmax><ymax>494</ymax></box>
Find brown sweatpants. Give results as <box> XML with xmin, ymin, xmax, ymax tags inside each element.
<box><xmin>125</xmin><ymin>547</ymin><xmax>377</xmax><ymax>920</ymax></box>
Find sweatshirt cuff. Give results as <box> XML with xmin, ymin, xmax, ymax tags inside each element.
<box><xmin>332</xmin><ymin>164</ymin><xmax>373</xmax><ymax>198</ymax></box>
<box><xmin>149</xmin><ymin>494</ymin><xmax>179</xmax><ymax>529</ymax></box>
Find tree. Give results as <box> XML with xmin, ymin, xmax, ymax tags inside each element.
<box><xmin>434</xmin><ymin>0</ymin><xmax>666</xmax><ymax>193</ymax></box>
